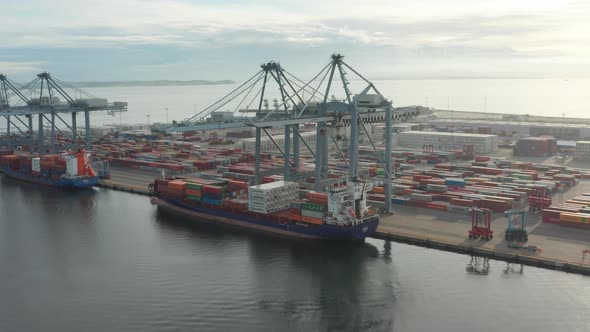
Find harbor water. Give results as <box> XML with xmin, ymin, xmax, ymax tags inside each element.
<box><xmin>0</xmin><ymin>176</ymin><xmax>588</xmax><ymax>332</ymax></box>
<box><xmin>81</xmin><ymin>78</ymin><xmax>590</xmax><ymax>126</ymax></box>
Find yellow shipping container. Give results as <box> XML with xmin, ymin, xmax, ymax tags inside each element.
<box><xmin>564</xmin><ymin>200</ymin><xmax>589</xmax><ymax>206</ymax></box>
<box><xmin>484</xmin><ymin>196</ymin><xmax>514</xmax><ymax>206</ymax></box>
<box><xmin>559</xmin><ymin>212</ymin><xmax>590</xmax><ymax>223</ymax></box>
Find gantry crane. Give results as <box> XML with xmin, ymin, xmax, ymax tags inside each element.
<box><xmin>505</xmin><ymin>209</ymin><xmax>528</xmax><ymax>242</ymax></box>
<box><xmin>0</xmin><ymin>72</ymin><xmax>127</xmax><ymax>153</ymax></box>
<box><xmin>468</xmin><ymin>207</ymin><xmax>493</xmax><ymax>240</ymax></box>
<box><xmin>167</xmin><ymin>54</ymin><xmax>420</xmax><ymax>213</ymax></box>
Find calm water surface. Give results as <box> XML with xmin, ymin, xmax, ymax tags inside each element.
<box><xmin>0</xmin><ymin>177</ymin><xmax>588</xmax><ymax>332</ymax></box>
<box><xmin>81</xmin><ymin>78</ymin><xmax>590</xmax><ymax>126</ymax></box>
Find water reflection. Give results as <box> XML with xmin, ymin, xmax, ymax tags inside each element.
<box><xmin>503</xmin><ymin>263</ymin><xmax>524</xmax><ymax>275</ymax></box>
<box><xmin>154</xmin><ymin>207</ymin><xmax>397</xmax><ymax>331</ymax></box>
<box><xmin>382</xmin><ymin>240</ymin><xmax>392</xmax><ymax>263</ymax></box>
<box><xmin>466</xmin><ymin>256</ymin><xmax>490</xmax><ymax>275</ymax></box>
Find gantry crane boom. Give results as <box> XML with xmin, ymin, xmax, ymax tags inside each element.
<box><xmin>0</xmin><ymin>72</ymin><xmax>128</xmax><ymax>153</ymax></box>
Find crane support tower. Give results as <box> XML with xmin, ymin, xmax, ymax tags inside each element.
<box><xmin>166</xmin><ymin>54</ymin><xmax>420</xmax><ymax>213</ymax></box>
<box><xmin>0</xmin><ymin>72</ymin><xmax>127</xmax><ymax>153</ymax></box>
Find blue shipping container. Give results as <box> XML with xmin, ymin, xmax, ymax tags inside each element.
<box><xmin>391</xmin><ymin>197</ymin><xmax>408</xmax><ymax>205</ymax></box>
<box><xmin>203</xmin><ymin>197</ymin><xmax>222</xmax><ymax>205</ymax></box>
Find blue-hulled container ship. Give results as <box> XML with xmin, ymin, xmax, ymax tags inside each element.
<box><xmin>150</xmin><ymin>177</ymin><xmax>379</xmax><ymax>241</ymax></box>
<box><xmin>0</xmin><ymin>150</ymin><xmax>99</xmax><ymax>188</ymax></box>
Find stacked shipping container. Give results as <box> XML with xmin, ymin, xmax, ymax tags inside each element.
<box><xmin>515</xmin><ymin>137</ymin><xmax>557</xmax><ymax>157</ymax></box>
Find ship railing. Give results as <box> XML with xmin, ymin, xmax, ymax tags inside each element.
<box><xmin>62</xmin><ymin>175</ymin><xmax>96</xmax><ymax>179</ymax></box>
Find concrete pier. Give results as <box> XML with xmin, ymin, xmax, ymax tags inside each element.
<box><xmin>373</xmin><ymin>182</ymin><xmax>590</xmax><ymax>276</ymax></box>
<box><xmin>99</xmin><ymin>166</ymin><xmax>590</xmax><ymax>276</ymax></box>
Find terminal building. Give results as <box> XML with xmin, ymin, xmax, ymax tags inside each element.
<box><xmin>421</xmin><ymin>119</ymin><xmax>590</xmax><ymax>140</ymax></box>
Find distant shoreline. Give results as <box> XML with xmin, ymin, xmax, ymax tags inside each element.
<box><xmin>73</xmin><ymin>80</ymin><xmax>236</xmax><ymax>88</ymax></box>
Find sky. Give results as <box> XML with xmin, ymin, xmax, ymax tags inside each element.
<box><xmin>0</xmin><ymin>0</ymin><xmax>589</xmax><ymax>82</ymax></box>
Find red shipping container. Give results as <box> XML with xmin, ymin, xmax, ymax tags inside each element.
<box><xmin>426</xmin><ymin>202</ymin><xmax>448</xmax><ymax>211</ymax></box>
<box><xmin>224</xmin><ymin>198</ymin><xmax>248</xmax><ymax>210</ymax></box>
<box><xmin>203</xmin><ymin>185</ymin><xmax>224</xmax><ymax>194</ymax></box>
<box><xmin>373</xmin><ymin>187</ymin><xmax>384</xmax><ymax>194</ymax></box>
<box><xmin>475</xmin><ymin>156</ymin><xmax>491</xmax><ymax>162</ymax></box>
<box><xmin>307</xmin><ymin>192</ymin><xmax>328</xmax><ymax>205</ymax></box>
<box><xmin>186</xmin><ymin>189</ymin><xmax>202</xmax><ymax>196</ymax></box>
<box><xmin>368</xmin><ymin>194</ymin><xmax>385</xmax><ymax>202</ymax></box>
<box><xmin>228</xmin><ymin>180</ymin><xmax>249</xmax><ymax>189</ymax></box>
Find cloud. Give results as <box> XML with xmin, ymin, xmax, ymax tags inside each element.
<box><xmin>0</xmin><ymin>61</ymin><xmax>45</xmax><ymax>76</ymax></box>
<box><xmin>0</xmin><ymin>0</ymin><xmax>589</xmax><ymax>79</ymax></box>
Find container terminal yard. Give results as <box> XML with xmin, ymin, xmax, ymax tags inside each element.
<box><xmin>1</xmin><ymin>55</ymin><xmax>589</xmax><ymax>272</ymax></box>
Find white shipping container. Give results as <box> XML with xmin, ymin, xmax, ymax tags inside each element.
<box><xmin>32</xmin><ymin>157</ymin><xmax>40</xmax><ymax>172</ymax></box>
<box><xmin>426</xmin><ymin>184</ymin><xmax>448</xmax><ymax>192</ymax></box>
<box><xmin>248</xmin><ymin>181</ymin><xmax>298</xmax><ymax>213</ymax></box>
<box><xmin>301</xmin><ymin>209</ymin><xmax>325</xmax><ymax>219</ymax></box>
<box><xmin>398</xmin><ymin>131</ymin><xmax>498</xmax><ymax>154</ymax></box>
<box><xmin>448</xmin><ymin>205</ymin><xmax>470</xmax><ymax>213</ymax></box>
<box><xmin>410</xmin><ymin>193</ymin><xmax>432</xmax><ymax>202</ymax></box>
<box><xmin>66</xmin><ymin>157</ymin><xmax>78</xmax><ymax>176</ymax></box>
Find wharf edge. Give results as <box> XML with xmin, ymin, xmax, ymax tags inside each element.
<box><xmin>372</xmin><ymin>230</ymin><xmax>590</xmax><ymax>276</ymax></box>
<box><xmin>95</xmin><ymin>179</ymin><xmax>590</xmax><ymax>276</ymax></box>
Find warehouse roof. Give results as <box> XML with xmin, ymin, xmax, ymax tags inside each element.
<box><xmin>519</xmin><ymin>136</ymin><xmax>556</xmax><ymax>141</ymax></box>
<box><xmin>422</xmin><ymin>119</ymin><xmax>590</xmax><ymax>129</ymax></box>
<box><xmin>400</xmin><ymin>131</ymin><xmax>497</xmax><ymax>138</ymax></box>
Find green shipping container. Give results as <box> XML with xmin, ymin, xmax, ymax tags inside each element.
<box><xmin>302</xmin><ymin>202</ymin><xmax>326</xmax><ymax>212</ymax></box>
<box><xmin>186</xmin><ymin>195</ymin><xmax>201</xmax><ymax>201</ymax></box>
<box><xmin>186</xmin><ymin>183</ymin><xmax>203</xmax><ymax>190</ymax></box>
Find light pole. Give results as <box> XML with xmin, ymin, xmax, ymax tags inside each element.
<box><xmin>146</xmin><ymin>114</ymin><xmax>150</xmax><ymax>126</ymax></box>
<box><xmin>562</xmin><ymin>113</ymin><xmax>565</xmax><ymax>139</ymax></box>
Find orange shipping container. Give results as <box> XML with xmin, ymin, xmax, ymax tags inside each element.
<box><xmin>168</xmin><ymin>180</ymin><xmax>187</xmax><ymax>190</ymax></box>
<box><xmin>301</xmin><ymin>215</ymin><xmax>323</xmax><ymax>225</ymax></box>
<box><xmin>560</xmin><ymin>212</ymin><xmax>590</xmax><ymax>223</ymax></box>
<box><xmin>373</xmin><ymin>187</ymin><xmax>384</xmax><ymax>194</ymax></box>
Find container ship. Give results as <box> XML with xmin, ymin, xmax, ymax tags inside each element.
<box><xmin>150</xmin><ymin>176</ymin><xmax>379</xmax><ymax>241</ymax></box>
<box><xmin>0</xmin><ymin>150</ymin><xmax>99</xmax><ymax>188</ymax></box>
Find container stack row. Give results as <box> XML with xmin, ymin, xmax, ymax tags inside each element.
<box><xmin>397</xmin><ymin>131</ymin><xmax>498</xmax><ymax>154</ymax></box>
<box><xmin>0</xmin><ymin>153</ymin><xmax>73</xmax><ymax>179</ymax></box>
<box><xmin>542</xmin><ymin>193</ymin><xmax>590</xmax><ymax>229</ymax></box>
<box><xmin>573</xmin><ymin>141</ymin><xmax>590</xmax><ymax>160</ymax></box>
<box><xmin>368</xmin><ymin>159</ymin><xmax>588</xmax><ymax>214</ymax></box>
<box><xmin>515</xmin><ymin>137</ymin><xmax>558</xmax><ymax>157</ymax></box>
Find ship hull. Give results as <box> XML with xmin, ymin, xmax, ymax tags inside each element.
<box><xmin>151</xmin><ymin>197</ymin><xmax>379</xmax><ymax>241</ymax></box>
<box><xmin>0</xmin><ymin>166</ymin><xmax>99</xmax><ymax>188</ymax></box>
